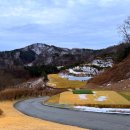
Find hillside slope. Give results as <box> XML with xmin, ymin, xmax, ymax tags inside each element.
<box><xmin>0</xmin><ymin>67</ymin><xmax>31</xmax><ymax>89</ymax></box>
<box><xmin>87</xmin><ymin>54</ymin><xmax>130</xmax><ymax>91</ymax></box>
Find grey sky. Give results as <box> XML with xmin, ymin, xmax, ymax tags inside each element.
<box><xmin>0</xmin><ymin>0</ymin><xmax>130</xmax><ymax>51</ymax></box>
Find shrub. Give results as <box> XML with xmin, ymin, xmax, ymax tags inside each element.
<box><xmin>24</xmin><ymin>65</ymin><xmax>59</xmax><ymax>80</ymax></box>
<box><xmin>0</xmin><ymin>109</ymin><xmax>3</xmax><ymax>115</ymax></box>
<box><xmin>0</xmin><ymin>87</ymin><xmax>66</xmax><ymax>101</ymax></box>
<box><xmin>73</xmin><ymin>89</ymin><xmax>93</xmax><ymax>94</ymax></box>
<box><xmin>83</xmin><ymin>104</ymin><xmax>130</xmax><ymax>108</ymax></box>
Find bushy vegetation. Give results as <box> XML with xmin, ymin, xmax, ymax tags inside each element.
<box><xmin>25</xmin><ymin>65</ymin><xmax>59</xmax><ymax>80</ymax></box>
<box><xmin>0</xmin><ymin>65</ymin><xmax>59</xmax><ymax>89</ymax></box>
<box><xmin>73</xmin><ymin>89</ymin><xmax>93</xmax><ymax>94</ymax></box>
<box><xmin>0</xmin><ymin>87</ymin><xmax>65</xmax><ymax>101</ymax></box>
<box><xmin>115</xmin><ymin>43</ymin><xmax>130</xmax><ymax>62</ymax></box>
<box><xmin>0</xmin><ymin>67</ymin><xmax>30</xmax><ymax>89</ymax></box>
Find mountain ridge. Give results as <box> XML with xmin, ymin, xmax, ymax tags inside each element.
<box><xmin>0</xmin><ymin>43</ymin><xmax>96</xmax><ymax>68</ymax></box>
<box><xmin>1</xmin><ymin>42</ymin><xmax>130</xmax><ymax>90</ymax></box>
<box><xmin>0</xmin><ymin>42</ymin><xmax>130</xmax><ymax>69</ymax></box>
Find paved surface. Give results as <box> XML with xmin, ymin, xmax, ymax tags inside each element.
<box><xmin>14</xmin><ymin>97</ymin><xmax>130</xmax><ymax>130</ymax></box>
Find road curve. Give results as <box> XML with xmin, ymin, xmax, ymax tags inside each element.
<box><xmin>14</xmin><ymin>97</ymin><xmax>130</xmax><ymax>130</ymax></box>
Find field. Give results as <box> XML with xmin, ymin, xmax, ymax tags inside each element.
<box><xmin>0</xmin><ymin>101</ymin><xmax>86</xmax><ymax>130</ymax></box>
<box><xmin>47</xmin><ymin>91</ymin><xmax>130</xmax><ymax>108</ymax></box>
<box><xmin>47</xmin><ymin>74</ymin><xmax>86</xmax><ymax>89</ymax></box>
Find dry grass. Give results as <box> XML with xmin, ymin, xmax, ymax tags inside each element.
<box><xmin>86</xmin><ymin>79</ymin><xmax>130</xmax><ymax>92</ymax></box>
<box><xmin>48</xmin><ymin>74</ymin><xmax>86</xmax><ymax>89</ymax></box>
<box><xmin>47</xmin><ymin>94</ymin><xmax>60</xmax><ymax>104</ymax></box>
<box><xmin>47</xmin><ymin>91</ymin><xmax>130</xmax><ymax>108</ymax></box>
<box><xmin>0</xmin><ymin>101</ymin><xmax>86</xmax><ymax>130</ymax></box>
<box><xmin>88</xmin><ymin>55</ymin><xmax>130</xmax><ymax>90</ymax></box>
<box><xmin>0</xmin><ymin>87</ymin><xmax>65</xmax><ymax>101</ymax></box>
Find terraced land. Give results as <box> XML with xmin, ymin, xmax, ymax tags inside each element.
<box><xmin>47</xmin><ymin>91</ymin><xmax>130</xmax><ymax>108</ymax></box>
<box><xmin>47</xmin><ymin>74</ymin><xmax>86</xmax><ymax>89</ymax></box>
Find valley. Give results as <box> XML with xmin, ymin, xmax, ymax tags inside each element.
<box><xmin>1</xmin><ymin>1</ymin><xmax>130</xmax><ymax>129</ymax></box>
<box><xmin>1</xmin><ymin>43</ymin><xmax>130</xmax><ymax>130</ymax></box>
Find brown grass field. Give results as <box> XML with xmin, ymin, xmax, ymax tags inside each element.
<box><xmin>48</xmin><ymin>74</ymin><xmax>86</xmax><ymax>89</ymax></box>
<box><xmin>47</xmin><ymin>91</ymin><xmax>130</xmax><ymax>108</ymax></box>
<box><xmin>0</xmin><ymin>101</ymin><xmax>86</xmax><ymax>130</ymax></box>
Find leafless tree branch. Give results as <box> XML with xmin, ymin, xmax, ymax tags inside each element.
<box><xmin>120</xmin><ymin>17</ymin><xmax>130</xmax><ymax>43</ymax></box>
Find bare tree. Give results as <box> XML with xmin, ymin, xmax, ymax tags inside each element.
<box><xmin>120</xmin><ymin>16</ymin><xmax>130</xmax><ymax>43</ymax></box>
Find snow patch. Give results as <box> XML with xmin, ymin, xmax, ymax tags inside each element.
<box><xmin>32</xmin><ymin>48</ymin><xmax>42</xmax><ymax>55</ymax></box>
<box><xmin>79</xmin><ymin>94</ymin><xmax>87</xmax><ymax>100</ymax></box>
<box><xmin>59</xmin><ymin>73</ymin><xmax>91</xmax><ymax>81</ymax></box>
<box><xmin>95</xmin><ymin>96</ymin><xmax>107</xmax><ymax>101</ymax></box>
<box><xmin>74</xmin><ymin>106</ymin><xmax>130</xmax><ymax>114</ymax></box>
<box><xmin>69</xmin><ymin>69</ymin><xmax>84</xmax><ymax>75</ymax></box>
<box><xmin>91</xmin><ymin>59</ymin><xmax>113</xmax><ymax>68</ymax></box>
<box><xmin>107</xmin><ymin>83</ymin><xmax>111</xmax><ymax>86</ymax></box>
<box><xmin>26</xmin><ymin>63</ymin><xmax>33</xmax><ymax>67</ymax></box>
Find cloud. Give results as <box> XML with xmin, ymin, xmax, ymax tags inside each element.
<box><xmin>0</xmin><ymin>0</ymin><xmax>130</xmax><ymax>50</ymax></box>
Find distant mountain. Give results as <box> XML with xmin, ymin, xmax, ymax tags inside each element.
<box><xmin>0</xmin><ymin>43</ymin><xmax>96</xmax><ymax>68</ymax></box>
<box><xmin>0</xmin><ymin>42</ymin><xmax>130</xmax><ymax>69</ymax></box>
<box><xmin>1</xmin><ymin>42</ymin><xmax>130</xmax><ymax>89</ymax></box>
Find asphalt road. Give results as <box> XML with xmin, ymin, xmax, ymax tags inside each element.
<box><xmin>14</xmin><ymin>97</ymin><xmax>130</xmax><ymax>130</ymax></box>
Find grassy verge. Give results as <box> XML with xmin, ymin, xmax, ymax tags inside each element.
<box><xmin>45</xmin><ymin>94</ymin><xmax>60</xmax><ymax>104</ymax></box>
<box><xmin>0</xmin><ymin>101</ymin><xmax>86</xmax><ymax>130</ymax></box>
<box><xmin>73</xmin><ymin>90</ymin><xmax>93</xmax><ymax>94</ymax></box>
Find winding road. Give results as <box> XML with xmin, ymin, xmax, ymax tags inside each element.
<box><xmin>14</xmin><ymin>97</ymin><xmax>130</xmax><ymax>130</ymax></box>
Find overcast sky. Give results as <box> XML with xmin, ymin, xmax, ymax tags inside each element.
<box><xmin>0</xmin><ymin>0</ymin><xmax>130</xmax><ymax>51</ymax></box>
